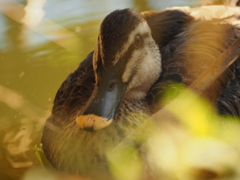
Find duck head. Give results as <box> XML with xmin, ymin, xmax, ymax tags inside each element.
<box><xmin>76</xmin><ymin>9</ymin><xmax>162</xmax><ymax>131</ymax></box>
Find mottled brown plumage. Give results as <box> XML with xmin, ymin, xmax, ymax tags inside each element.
<box><xmin>42</xmin><ymin>7</ymin><xmax>240</xmax><ymax>180</ymax></box>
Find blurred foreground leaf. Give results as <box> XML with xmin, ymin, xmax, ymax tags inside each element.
<box><xmin>108</xmin><ymin>145</ymin><xmax>143</xmax><ymax>180</ymax></box>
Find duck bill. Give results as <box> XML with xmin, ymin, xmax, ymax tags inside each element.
<box><xmin>76</xmin><ymin>64</ymin><xmax>127</xmax><ymax>131</ymax></box>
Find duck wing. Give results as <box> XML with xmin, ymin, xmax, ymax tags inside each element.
<box><xmin>50</xmin><ymin>52</ymin><xmax>95</xmax><ymax>127</ymax></box>
<box><xmin>149</xmin><ymin>13</ymin><xmax>240</xmax><ymax>116</ymax></box>
<box><xmin>217</xmin><ymin>56</ymin><xmax>240</xmax><ymax>116</ymax></box>
<box><xmin>142</xmin><ymin>9</ymin><xmax>193</xmax><ymax>48</ymax></box>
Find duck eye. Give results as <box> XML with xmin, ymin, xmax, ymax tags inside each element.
<box><xmin>134</xmin><ymin>35</ymin><xmax>142</xmax><ymax>47</ymax></box>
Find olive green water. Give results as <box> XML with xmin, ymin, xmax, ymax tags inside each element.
<box><xmin>0</xmin><ymin>0</ymin><xmax>200</xmax><ymax>179</ymax></box>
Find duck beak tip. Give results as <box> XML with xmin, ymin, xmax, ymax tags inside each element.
<box><xmin>76</xmin><ymin>114</ymin><xmax>113</xmax><ymax>131</ymax></box>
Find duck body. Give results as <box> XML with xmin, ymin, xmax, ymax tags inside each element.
<box><xmin>42</xmin><ymin>7</ymin><xmax>240</xmax><ymax>180</ymax></box>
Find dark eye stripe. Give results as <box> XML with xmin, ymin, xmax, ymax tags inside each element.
<box><xmin>115</xmin><ymin>32</ymin><xmax>150</xmax><ymax>82</ymax></box>
<box><xmin>117</xmin><ymin>44</ymin><xmax>135</xmax><ymax>76</ymax></box>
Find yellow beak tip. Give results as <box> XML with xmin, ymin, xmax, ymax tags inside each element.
<box><xmin>75</xmin><ymin>114</ymin><xmax>113</xmax><ymax>131</ymax></box>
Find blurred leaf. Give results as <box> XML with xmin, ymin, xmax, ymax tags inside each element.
<box><xmin>162</xmin><ymin>83</ymin><xmax>215</xmax><ymax>137</ymax></box>
<box><xmin>108</xmin><ymin>144</ymin><xmax>143</xmax><ymax>180</ymax></box>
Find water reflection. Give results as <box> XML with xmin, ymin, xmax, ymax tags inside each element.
<box><xmin>0</xmin><ymin>0</ymin><xmax>201</xmax><ymax>179</ymax></box>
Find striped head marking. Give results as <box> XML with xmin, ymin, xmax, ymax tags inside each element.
<box><xmin>77</xmin><ymin>9</ymin><xmax>161</xmax><ymax>131</ymax></box>
<box><xmin>96</xmin><ymin>9</ymin><xmax>148</xmax><ymax>70</ymax></box>
<box><xmin>93</xmin><ymin>9</ymin><xmax>161</xmax><ymax>98</ymax></box>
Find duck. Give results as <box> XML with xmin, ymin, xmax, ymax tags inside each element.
<box><xmin>41</xmin><ymin>7</ymin><xmax>240</xmax><ymax>180</ymax></box>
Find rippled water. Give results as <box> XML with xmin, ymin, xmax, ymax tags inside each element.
<box><xmin>0</xmin><ymin>0</ymin><xmax>201</xmax><ymax>179</ymax></box>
